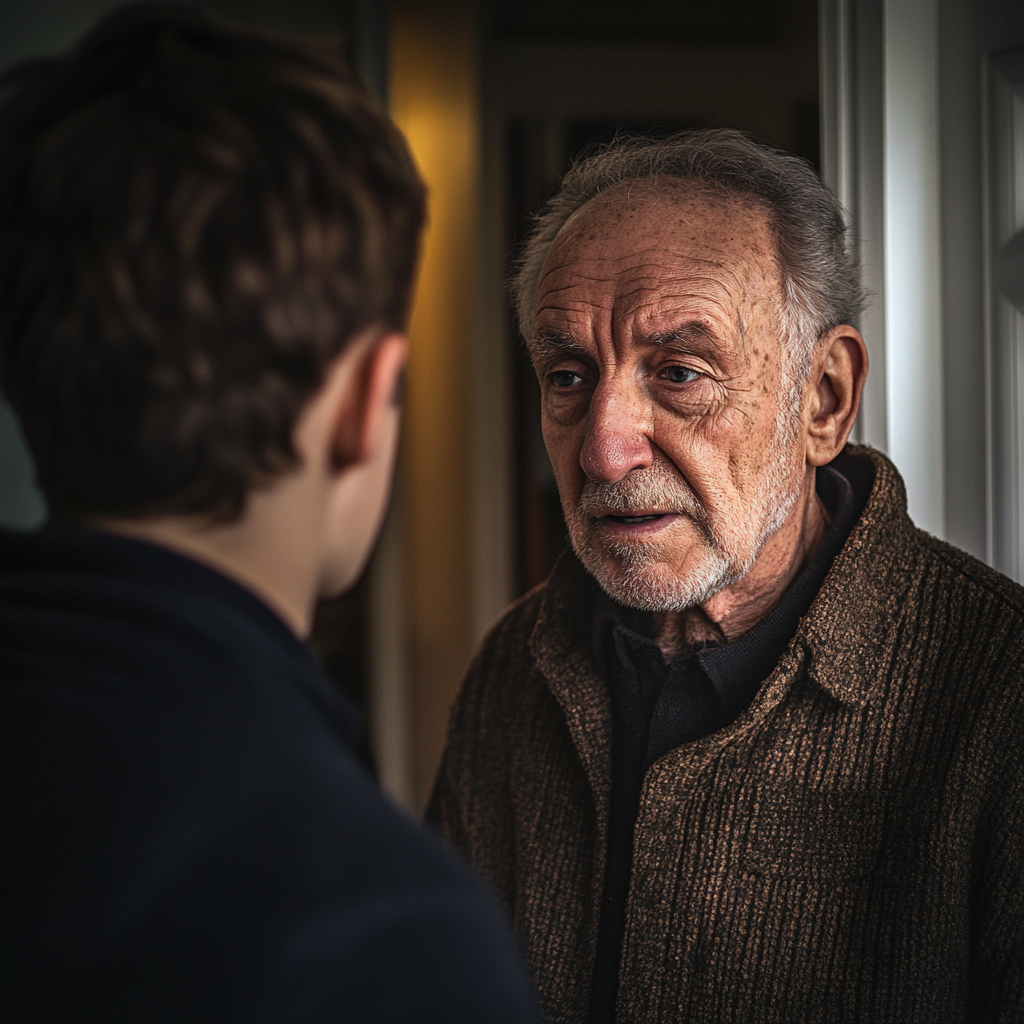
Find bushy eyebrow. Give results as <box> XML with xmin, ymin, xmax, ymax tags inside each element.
<box><xmin>528</xmin><ymin>320</ymin><xmax>723</xmax><ymax>362</ymax></box>
<box><xmin>644</xmin><ymin>321</ymin><xmax>721</xmax><ymax>350</ymax></box>
<box><xmin>527</xmin><ymin>332</ymin><xmax>588</xmax><ymax>361</ymax></box>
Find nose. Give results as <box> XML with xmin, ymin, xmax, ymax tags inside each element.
<box><xmin>579</xmin><ymin>374</ymin><xmax>654</xmax><ymax>484</ymax></box>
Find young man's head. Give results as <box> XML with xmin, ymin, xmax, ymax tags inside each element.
<box><xmin>0</xmin><ymin>2</ymin><xmax>425</xmax><ymax>628</ymax></box>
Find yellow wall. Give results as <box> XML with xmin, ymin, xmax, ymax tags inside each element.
<box><xmin>388</xmin><ymin>0</ymin><xmax>481</xmax><ymax>807</ymax></box>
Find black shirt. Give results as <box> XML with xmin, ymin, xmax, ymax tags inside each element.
<box><xmin>0</xmin><ymin>526</ymin><xmax>539</xmax><ymax>1023</ymax></box>
<box><xmin>588</xmin><ymin>464</ymin><xmax>864</xmax><ymax>1023</ymax></box>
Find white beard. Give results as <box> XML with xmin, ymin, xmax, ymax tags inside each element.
<box><xmin>566</xmin><ymin>416</ymin><xmax>803</xmax><ymax>613</ymax></box>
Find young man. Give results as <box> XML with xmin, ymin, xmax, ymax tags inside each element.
<box><xmin>0</xmin><ymin>5</ymin><xmax>537</xmax><ymax>1021</ymax></box>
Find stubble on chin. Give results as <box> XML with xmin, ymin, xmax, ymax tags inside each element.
<box><xmin>565</xmin><ymin>444</ymin><xmax>803</xmax><ymax>613</ymax></box>
<box><xmin>580</xmin><ymin>533</ymin><xmax>739</xmax><ymax>612</ymax></box>
<box><xmin>565</xmin><ymin>468</ymin><xmax>740</xmax><ymax>612</ymax></box>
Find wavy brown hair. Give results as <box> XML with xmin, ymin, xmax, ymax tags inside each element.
<box><xmin>0</xmin><ymin>2</ymin><xmax>425</xmax><ymax>521</ymax></box>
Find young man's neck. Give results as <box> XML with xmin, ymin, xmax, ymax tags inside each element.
<box><xmin>94</xmin><ymin>492</ymin><xmax>324</xmax><ymax>638</ymax></box>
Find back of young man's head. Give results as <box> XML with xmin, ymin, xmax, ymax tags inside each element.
<box><xmin>0</xmin><ymin>1</ymin><xmax>425</xmax><ymax>523</ymax></box>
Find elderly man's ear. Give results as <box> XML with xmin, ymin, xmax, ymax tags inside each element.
<box><xmin>804</xmin><ymin>325</ymin><xmax>868</xmax><ymax>467</ymax></box>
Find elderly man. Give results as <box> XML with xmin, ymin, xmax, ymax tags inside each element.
<box><xmin>430</xmin><ymin>131</ymin><xmax>1024</xmax><ymax>1023</ymax></box>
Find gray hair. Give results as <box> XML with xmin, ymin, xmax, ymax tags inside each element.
<box><xmin>514</xmin><ymin>129</ymin><xmax>866</xmax><ymax>385</ymax></box>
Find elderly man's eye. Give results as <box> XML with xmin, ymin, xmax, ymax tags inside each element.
<box><xmin>664</xmin><ymin>365</ymin><xmax>701</xmax><ymax>384</ymax></box>
<box><xmin>550</xmin><ymin>370</ymin><xmax>584</xmax><ymax>388</ymax></box>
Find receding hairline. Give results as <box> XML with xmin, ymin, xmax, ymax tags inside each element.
<box><xmin>549</xmin><ymin>173</ymin><xmax>778</xmax><ymax>241</ymax></box>
<box><xmin>532</xmin><ymin>176</ymin><xmax>787</xmax><ymax>326</ymax></box>
<box><xmin>562</xmin><ymin>173</ymin><xmax>767</xmax><ymax>208</ymax></box>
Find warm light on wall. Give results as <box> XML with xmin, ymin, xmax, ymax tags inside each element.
<box><xmin>388</xmin><ymin>0</ymin><xmax>482</xmax><ymax>807</ymax></box>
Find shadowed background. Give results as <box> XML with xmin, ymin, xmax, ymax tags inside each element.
<box><xmin>2</xmin><ymin>0</ymin><xmax>1022</xmax><ymax>810</ymax></box>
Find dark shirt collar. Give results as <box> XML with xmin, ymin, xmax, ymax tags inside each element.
<box><xmin>593</xmin><ymin>463</ymin><xmax>861</xmax><ymax>763</ymax></box>
<box><xmin>698</xmin><ymin>463</ymin><xmax>859</xmax><ymax>712</ymax></box>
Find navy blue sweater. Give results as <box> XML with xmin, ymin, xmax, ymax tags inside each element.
<box><xmin>0</xmin><ymin>526</ymin><xmax>538</xmax><ymax>1023</ymax></box>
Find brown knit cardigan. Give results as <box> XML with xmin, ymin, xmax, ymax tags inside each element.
<box><xmin>431</xmin><ymin>447</ymin><xmax>1024</xmax><ymax>1023</ymax></box>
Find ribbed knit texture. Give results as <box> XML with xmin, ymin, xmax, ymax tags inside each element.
<box><xmin>429</xmin><ymin>447</ymin><xmax>1024</xmax><ymax>1023</ymax></box>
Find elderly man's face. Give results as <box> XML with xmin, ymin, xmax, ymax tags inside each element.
<box><xmin>530</xmin><ymin>185</ymin><xmax>808</xmax><ymax>611</ymax></box>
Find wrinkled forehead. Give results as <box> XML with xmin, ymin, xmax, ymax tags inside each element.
<box><xmin>535</xmin><ymin>179</ymin><xmax>784</xmax><ymax>327</ymax></box>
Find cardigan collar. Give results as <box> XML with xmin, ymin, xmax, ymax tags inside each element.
<box><xmin>591</xmin><ymin>463</ymin><xmax>862</xmax><ymax>741</ymax></box>
<box><xmin>531</xmin><ymin>446</ymin><xmax>917</xmax><ymax>755</ymax></box>
<box><xmin>795</xmin><ymin>447</ymin><xmax>917</xmax><ymax>708</ymax></box>
<box><xmin>529</xmin><ymin>550</ymin><xmax>616</xmax><ymax>835</ymax></box>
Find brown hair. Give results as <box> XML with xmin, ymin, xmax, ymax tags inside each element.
<box><xmin>0</xmin><ymin>2</ymin><xmax>425</xmax><ymax>521</ymax></box>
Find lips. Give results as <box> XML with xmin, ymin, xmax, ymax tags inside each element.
<box><xmin>598</xmin><ymin>511</ymin><xmax>682</xmax><ymax>536</ymax></box>
<box><xmin>577</xmin><ymin>465</ymin><xmax>704</xmax><ymax>539</ymax></box>
<box><xmin>605</xmin><ymin>513</ymin><xmax>670</xmax><ymax>524</ymax></box>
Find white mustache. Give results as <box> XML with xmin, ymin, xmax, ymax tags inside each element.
<box><xmin>576</xmin><ymin>467</ymin><xmax>713</xmax><ymax>534</ymax></box>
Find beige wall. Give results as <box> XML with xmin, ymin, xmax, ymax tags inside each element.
<box><xmin>388</xmin><ymin>0</ymin><xmax>484</xmax><ymax>808</ymax></box>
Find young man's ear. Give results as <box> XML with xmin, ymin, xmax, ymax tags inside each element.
<box><xmin>805</xmin><ymin>325</ymin><xmax>868</xmax><ymax>467</ymax></box>
<box><xmin>330</xmin><ymin>330</ymin><xmax>409</xmax><ymax>472</ymax></box>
